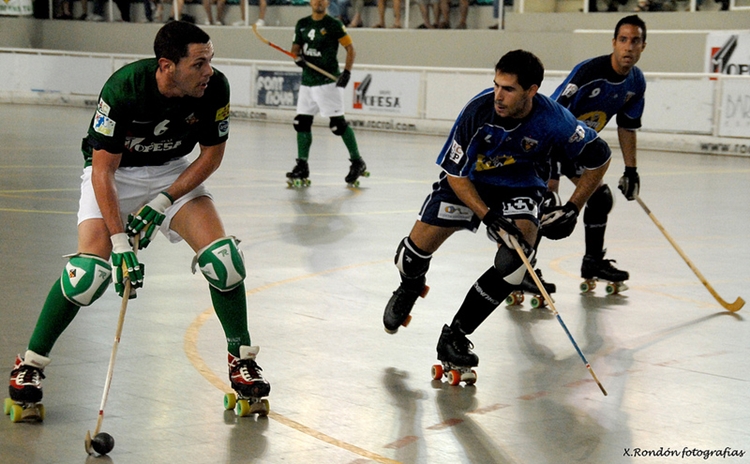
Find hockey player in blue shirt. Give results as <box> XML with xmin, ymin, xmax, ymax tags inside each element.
<box><xmin>546</xmin><ymin>15</ymin><xmax>647</xmax><ymax>294</ymax></box>
<box><xmin>383</xmin><ymin>50</ymin><xmax>612</xmax><ymax>378</ymax></box>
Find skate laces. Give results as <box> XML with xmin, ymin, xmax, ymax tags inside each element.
<box><xmin>234</xmin><ymin>359</ymin><xmax>264</xmax><ymax>382</ymax></box>
<box><xmin>12</xmin><ymin>365</ymin><xmax>45</xmax><ymax>387</ymax></box>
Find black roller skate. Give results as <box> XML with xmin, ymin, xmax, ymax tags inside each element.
<box><xmin>383</xmin><ymin>277</ymin><xmax>429</xmax><ymax>334</ymax></box>
<box><xmin>431</xmin><ymin>324</ymin><xmax>478</xmax><ymax>386</ymax></box>
<box><xmin>344</xmin><ymin>158</ymin><xmax>369</xmax><ymax>188</ymax></box>
<box><xmin>224</xmin><ymin>346</ymin><xmax>270</xmax><ymax>417</ymax></box>
<box><xmin>505</xmin><ymin>268</ymin><xmax>556</xmax><ymax>309</ymax></box>
<box><xmin>286</xmin><ymin>159</ymin><xmax>310</xmax><ymax>188</ymax></box>
<box><xmin>580</xmin><ymin>250</ymin><xmax>629</xmax><ymax>295</ymax></box>
<box><xmin>5</xmin><ymin>351</ymin><xmax>49</xmax><ymax>423</ymax></box>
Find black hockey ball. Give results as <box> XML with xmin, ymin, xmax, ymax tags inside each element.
<box><xmin>92</xmin><ymin>432</ymin><xmax>115</xmax><ymax>455</ymax></box>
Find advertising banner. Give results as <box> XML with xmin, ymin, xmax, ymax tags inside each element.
<box><xmin>346</xmin><ymin>71</ymin><xmax>420</xmax><ymax>118</ymax></box>
<box><xmin>0</xmin><ymin>0</ymin><xmax>33</xmax><ymax>15</ymax></box>
<box><xmin>706</xmin><ymin>32</ymin><xmax>750</xmax><ymax>137</ymax></box>
<box><xmin>256</xmin><ymin>70</ymin><xmax>301</xmax><ymax>109</ymax></box>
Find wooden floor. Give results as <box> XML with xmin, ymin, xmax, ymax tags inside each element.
<box><xmin>1</xmin><ymin>103</ymin><xmax>749</xmax><ymax>464</ymax></box>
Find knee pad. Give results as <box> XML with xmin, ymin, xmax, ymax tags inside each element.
<box><xmin>61</xmin><ymin>254</ymin><xmax>112</xmax><ymax>306</ymax></box>
<box><xmin>394</xmin><ymin>237</ymin><xmax>431</xmax><ymax>279</ymax></box>
<box><xmin>192</xmin><ymin>236</ymin><xmax>246</xmax><ymax>292</ymax></box>
<box><xmin>293</xmin><ymin>114</ymin><xmax>313</xmax><ymax>133</ymax></box>
<box><xmin>494</xmin><ymin>245</ymin><xmax>535</xmax><ymax>286</ymax></box>
<box><xmin>329</xmin><ymin>116</ymin><xmax>348</xmax><ymax>136</ymax></box>
<box><xmin>583</xmin><ymin>184</ymin><xmax>614</xmax><ymax>225</ymax></box>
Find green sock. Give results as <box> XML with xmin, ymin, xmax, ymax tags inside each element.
<box><xmin>341</xmin><ymin>126</ymin><xmax>360</xmax><ymax>160</ymax></box>
<box><xmin>28</xmin><ymin>280</ymin><xmax>81</xmax><ymax>357</ymax></box>
<box><xmin>210</xmin><ymin>284</ymin><xmax>251</xmax><ymax>357</ymax></box>
<box><xmin>297</xmin><ymin>132</ymin><xmax>312</xmax><ymax>161</ymax></box>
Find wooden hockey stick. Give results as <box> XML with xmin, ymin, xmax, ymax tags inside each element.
<box><xmin>635</xmin><ymin>195</ymin><xmax>744</xmax><ymax>312</ymax></box>
<box><xmin>85</xmin><ymin>236</ymin><xmax>139</xmax><ymax>456</ymax></box>
<box><xmin>509</xmin><ymin>235</ymin><xmax>608</xmax><ymax>396</ymax></box>
<box><xmin>251</xmin><ymin>24</ymin><xmax>337</xmax><ymax>82</ymax></box>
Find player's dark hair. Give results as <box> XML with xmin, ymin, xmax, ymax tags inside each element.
<box><xmin>154</xmin><ymin>21</ymin><xmax>211</xmax><ymax>65</ymax></box>
<box><xmin>495</xmin><ymin>50</ymin><xmax>544</xmax><ymax>90</ymax></box>
<box><xmin>615</xmin><ymin>15</ymin><xmax>646</xmax><ymax>43</ymax></box>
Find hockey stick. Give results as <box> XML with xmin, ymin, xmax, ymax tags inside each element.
<box><xmin>508</xmin><ymin>235</ymin><xmax>608</xmax><ymax>396</ymax></box>
<box><xmin>251</xmin><ymin>24</ymin><xmax>338</xmax><ymax>82</ymax></box>
<box><xmin>85</xmin><ymin>236</ymin><xmax>139</xmax><ymax>456</ymax></box>
<box><xmin>635</xmin><ymin>195</ymin><xmax>744</xmax><ymax>312</ymax></box>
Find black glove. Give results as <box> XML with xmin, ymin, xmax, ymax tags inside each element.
<box><xmin>294</xmin><ymin>54</ymin><xmax>306</xmax><ymax>68</ymax></box>
<box><xmin>618</xmin><ymin>166</ymin><xmax>639</xmax><ymax>201</ymax></box>
<box><xmin>482</xmin><ymin>209</ymin><xmax>523</xmax><ymax>248</ymax></box>
<box><xmin>336</xmin><ymin>69</ymin><xmax>351</xmax><ymax>88</ymax></box>
<box><xmin>540</xmin><ymin>201</ymin><xmax>579</xmax><ymax>240</ymax></box>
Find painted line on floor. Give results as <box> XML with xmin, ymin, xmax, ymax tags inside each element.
<box><xmin>184</xmin><ymin>260</ymin><xmax>401</xmax><ymax>464</ymax></box>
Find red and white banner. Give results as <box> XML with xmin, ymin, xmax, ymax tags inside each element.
<box><xmin>346</xmin><ymin>71</ymin><xmax>420</xmax><ymax>118</ymax></box>
<box><xmin>705</xmin><ymin>31</ymin><xmax>750</xmax><ymax>75</ymax></box>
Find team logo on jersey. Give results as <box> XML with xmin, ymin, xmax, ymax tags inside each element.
<box><xmin>568</xmin><ymin>124</ymin><xmax>586</xmax><ymax>143</ymax></box>
<box><xmin>578</xmin><ymin>111</ymin><xmax>608</xmax><ymax>132</ymax></box>
<box><xmin>475</xmin><ymin>154</ymin><xmax>515</xmax><ymax>171</ymax></box>
<box><xmin>218</xmin><ymin>120</ymin><xmax>229</xmax><ymax>137</ymax></box>
<box><xmin>184</xmin><ymin>113</ymin><xmax>198</xmax><ymax>126</ymax></box>
<box><xmin>521</xmin><ymin>137</ymin><xmax>538</xmax><ymax>152</ymax></box>
<box><xmin>97</xmin><ymin>99</ymin><xmax>111</xmax><ymax>116</ymax></box>
<box><xmin>561</xmin><ymin>83</ymin><xmax>578</xmax><ymax>98</ymax></box>
<box><xmin>624</xmin><ymin>91</ymin><xmax>635</xmax><ymax>104</ymax></box>
<box><xmin>215</xmin><ymin>104</ymin><xmax>230</xmax><ymax>122</ymax></box>
<box><xmin>93</xmin><ymin>111</ymin><xmax>116</xmax><ymax>137</ymax></box>
<box><xmin>589</xmin><ymin>88</ymin><xmax>601</xmax><ymax>98</ymax></box>
<box><xmin>448</xmin><ymin>140</ymin><xmax>464</xmax><ymax>164</ymax></box>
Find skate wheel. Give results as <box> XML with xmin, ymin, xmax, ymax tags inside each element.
<box><xmin>463</xmin><ymin>370</ymin><xmax>478</xmax><ymax>386</ymax></box>
<box><xmin>347</xmin><ymin>180</ymin><xmax>360</xmax><ymax>188</ymax></box>
<box><xmin>530</xmin><ymin>296</ymin><xmax>544</xmax><ymax>309</ymax></box>
<box><xmin>431</xmin><ymin>364</ymin><xmax>444</xmax><ymax>381</ymax></box>
<box><xmin>224</xmin><ymin>392</ymin><xmax>237</xmax><ymax>411</ymax></box>
<box><xmin>3</xmin><ymin>398</ymin><xmax>12</xmax><ymax>415</ymax></box>
<box><xmin>420</xmin><ymin>285</ymin><xmax>430</xmax><ymax>298</ymax></box>
<box><xmin>580</xmin><ymin>280</ymin><xmax>596</xmax><ymax>293</ymax></box>
<box><xmin>252</xmin><ymin>399</ymin><xmax>270</xmax><ymax>416</ymax></box>
<box><xmin>9</xmin><ymin>404</ymin><xmax>23</xmax><ymax>423</ymax></box>
<box><xmin>605</xmin><ymin>283</ymin><xmax>617</xmax><ymax>295</ymax></box>
<box><xmin>447</xmin><ymin>370</ymin><xmax>462</xmax><ymax>386</ymax></box>
<box><xmin>401</xmin><ymin>314</ymin><xmax>412</xmax><ymax>328</ymax></box>
<box><xmin>36</xmin><ymin>404</ymin><xmax>45</xmax><ymax>421</ymax></box>
<box><xmin>235</xmin><ymin>399</ymin><xmax>251</xmax><ymax>417</ymax></box>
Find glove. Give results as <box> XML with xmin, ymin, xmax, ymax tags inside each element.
<box><xmin>618</xmin><ymin>166</ymin><xmax>640</xmax><ymax>201</ymax></box>
<box><xmin>336</xmin><ymin>69</ymin><xmax>351</xmax><ymax>88</ymax></box>
<box><xmin>541</xmin><ymin>190</ymin><xmax>562</xmax><ymax>215</ymax></box>
<box><xmin>126</xmin><ymin>192</ymin><xmax>173</xmax><ymax>249</ymax></box>
<box><xmin>482</xmin><ymin>209</ymin><xmax>523</xmax><ymax>249</ymax></box>
<box><xmin>294</xmin><ymin>54</ymin><xmax>306</xmax><ymax>68</ymax></box>
<box><xmin>540</xmin><ymin>201</ymin><xmax>579</xmax><ymax>240</ymax></box>
<box><xmin>111</xmin><ymin>233</ymin><xmax>144</xmax><ymax>297</ymax></box>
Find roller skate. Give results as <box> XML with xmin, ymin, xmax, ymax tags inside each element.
<box><xmin>505</xmin><ymin>268</ymin><xmax>556</xmax><ymax>309</ymax></box>
<box><xmin>286</xmin><ymin>159</ymin><xmax>311</xmax><ymax>188</ymax></box>
<box><xmin>580</xmin><ymin>250</ymin><xmax>629</xmax><ymax>295</ymax></box>
<box><xmin>5</xmin><ymin>351</ymin><xmax>49</xmax><ymax>423</ymax></box>
<box><xmin>224</xmin><ymin>346</ymin><xmax>270</xmax><ymax>417</ymax></box>
<box><xmin>345</xmin><ymin>158</ymin><xmax>369</xmax><ymax>188</ymax></box>
<box><xmin>383</xmin><ymin>277</ymin><xmax>429</xmax><ymax>334</ymax></box>
<box><xmin>431</xmin><ymin>324</ymin><xmax>478</xmax><ymax>386</ymax></box>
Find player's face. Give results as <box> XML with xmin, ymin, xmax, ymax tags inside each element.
<box><xmin>612</xmin><ymin>24</ymin><xmax>646</xmax><ymax>75</ymax></box>
<box><xmin>310</xmin><ymin>0</ymin><xmax>328</xmax><ymax>15</ymax></box>
<box><xmin>493</xmin><ymin>71</ymin><xmax>536</xmax><ymax>119</ymax></box>
<box><xmin>172</xmin><ymin>41</ymin><xmax>215</xmax><ymax>98</ymax></box>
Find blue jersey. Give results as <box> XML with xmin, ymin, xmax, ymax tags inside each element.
<box><xmin>436</xmin><ymin>89</ymin><xmax>609</xmax><ymax>190</ymax></box>
<box><xmin>551</xmin><ymin>54</ymin><xmax>646</xmax><ymax>132</ymax></box>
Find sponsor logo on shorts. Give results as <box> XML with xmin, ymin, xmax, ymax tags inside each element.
<box><xmin>93</xmin><ymin>111</ymin><xmax>116</xmax><ymax>137</ymax></box>
<box><xmin>437</xmin><ymin>202</ymin><xmax>473</xmax><ymax>221</ymax></box>
<box><xmin>215</xmin><ymin>104</ymin><xmax>230</xmax><ymax>121</ymax></box>
<box><xmin>502</xmin><ymin>197</ymin><xmax>538</xmax><ymax>218</ymax></box>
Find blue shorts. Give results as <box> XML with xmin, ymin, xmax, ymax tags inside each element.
<box><xmin>417</xmin><ymin>174</ymin><xmax>543</xmax><ymax>232</ymax></box>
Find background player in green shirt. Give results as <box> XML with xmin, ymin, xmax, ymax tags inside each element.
<box><xmin>286</xmin><ymin>0</ymin><xmax>367</xmax><ymax>188</ymax></box>
<box><xmin>8</xmin><ymin>21</ymin><xmax>270</xmax><ymax>415</ymax></box>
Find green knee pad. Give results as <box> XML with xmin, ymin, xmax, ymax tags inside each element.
<box><xmin>60</xmin><ymin>254</ymin><xmax>112</xmax><ymax>306</ymax></box>
<box><xmin>192</xmin><ymin>236</ymin><xmax>246</xmax><ymax>291</ymax></box>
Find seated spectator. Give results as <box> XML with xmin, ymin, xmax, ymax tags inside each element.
<box><xmin>203</xmin><ymin>0</ymin><xmax>226</xmax><ymax>24</ymax></box>
<box><xmin>375</xmin><ymin>0</ymin><xmax>401</xmax><ymax>28</ymax></box>
<box><xmin>417</xmin><ymin>0</ymin><xmax>438</xmax><ymax>28</ymax></box>
<box><xmin>438</xmin><ymin>0</ymin><xmax>467</xmax><ymax>29</ymax></box>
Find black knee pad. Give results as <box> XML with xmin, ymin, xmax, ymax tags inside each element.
<box><xmin>394</xmin><ymin>237</ymin><xmax>431</xmax><ymax>279</ymax></box>
<box><xmin>294</xmin><ymin>114</ymin><xmax>313</xmax><ymax>133</ymax></box>
<box><xmin>494</xmin><ymin>244</ymin><xmax>535</xmax><ymax>286</ymax></box>
<box><xmin>583</xmin><ymin>184</ymin><xmax>614</xmax><ymax>225</ymax></box>
<box><xmin>329</xmin><ymin>116</ymin><xmax>348</xmax><ymax>136</ymax></box>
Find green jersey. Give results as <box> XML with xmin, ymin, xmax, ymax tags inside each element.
<box><xmin>83</xmin><ymin>58</ymin><xmax>230</xmax><ymax>168</ymax></box>
<box><xmin>293</xmin><ymin>15</ymin><xmax>351</xmax><ymax>87</ymax></box>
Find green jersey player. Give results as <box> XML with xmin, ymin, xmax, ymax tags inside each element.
<box><xmin>287</xmin><ymin>0</ymin><xmax>367</xmax><ymax>188</ymax></box>
<box><xmin>8</xmin><ymin>21</ymin><xmax>270</xmax><ymax>419</ymax></box>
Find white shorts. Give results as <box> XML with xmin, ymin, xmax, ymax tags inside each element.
<box><xmin>296</xmin><ymin>83</ymin><xmax>345</xmax><ymax>118</ymax></box>
<box><xmin>77</xmin><ymin>157</ymin><xmax>211</xmax><ymax>244</ymax></box>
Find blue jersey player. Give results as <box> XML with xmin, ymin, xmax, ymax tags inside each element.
<box><xmin>547</xmin><ymin>15</ymin><xmax>647</xmax><ymax>291</ymax></box>
<box><xmin>383</xmin><ymin>50</ymin><xmax>612</xmax><ymax>376</ymax></box>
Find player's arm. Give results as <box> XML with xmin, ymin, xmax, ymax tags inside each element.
<box><xmin>618</xmin><ymin>126</ymin><xmax>637</xmax><ymax>169</ymax></box>
<box><xmin>336</xmin><ymin>36</ymin><xmax>355</xmax><ymax>87</ymax></box>
<box><xmin>569</xmin><ymin>158</ymin><xmax>611</xmax><ymax>210</ymax></box>
<box><xmin>165</xmin><ymin>141</ymin><xmax>226</xmax><ymax>201</ymax></box>
<box><xmin>446</xmin><ymin>174</ymin><xmax>488</xmax><ymax>219</ymax></box>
